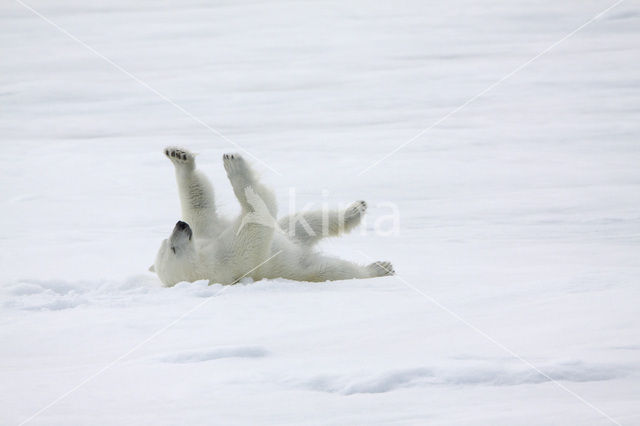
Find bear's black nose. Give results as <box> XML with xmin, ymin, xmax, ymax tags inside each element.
<box><xmin>175</xmin><ymin>221</ymin><xmax>189</xmax><ymax>230</ymax></box>
<box><xmin>173</xmin><ymin>221</ymin><xmax>193</xmax><ymax>240</ymax></box>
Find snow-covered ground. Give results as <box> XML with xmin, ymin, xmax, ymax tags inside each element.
<box><xmin>1</xmin><ymin>0</ymin><xmax>639</xmax><ymax>424</ymax></box>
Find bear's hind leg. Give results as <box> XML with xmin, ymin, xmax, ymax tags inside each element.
<box><xmin>298</xmin><ymin>255</ymin><xmax>394</xmax><ymax>281</ymax></box>
<box><xmin>279</xmin><ymin>200</ymin><xmax>367</xmax><ymax>245</ymax></box>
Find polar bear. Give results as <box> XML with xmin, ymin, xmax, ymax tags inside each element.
<box><xmin>151</xmin><ymin>147</ymin><xmax>394</xmax><ymax>286</ymax></box>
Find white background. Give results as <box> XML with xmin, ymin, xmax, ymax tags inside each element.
<box><xmin>1</xmin><ymin>0</ymin><xmax>638</xmax><ymax>424</ymax></box>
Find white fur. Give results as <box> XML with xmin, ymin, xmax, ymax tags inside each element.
<box><xmin>152</xmin><ymin>147</ymin><xmax>394</xmax><ymax>286</ymax></box>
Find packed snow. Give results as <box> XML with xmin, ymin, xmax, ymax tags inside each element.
<box><xmin>1</xmin><ymin>0</ymin><xmax>639</xmax><ymax>424</ymax></box>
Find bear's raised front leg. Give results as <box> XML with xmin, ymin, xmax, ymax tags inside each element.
<box><xmin>223</xmin><ymin>153</ymin><xmax>277</xmax><ymax>218</ymax></box>
<box><xmin>165</xmin><ymin>147</ymin><xmax>220</xmax><ymax>238</ymax></box>
<box><xmin>222</xmin><ymin>153</ymin><xmax>278</xmax><ymax>280</ymax></box>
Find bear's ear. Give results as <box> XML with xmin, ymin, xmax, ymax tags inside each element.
<box><xmin>148</xmin><ymin>264</ymin><xmax>155</xmax><ymax>272</ymax></box>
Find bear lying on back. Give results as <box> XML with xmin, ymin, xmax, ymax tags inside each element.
<box><xmin>151</xmin><ymin>147</ymin><xmax>394</xmax><ymax>286</ymax></box>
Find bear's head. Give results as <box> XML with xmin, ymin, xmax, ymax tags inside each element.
<box><xmin>150</xmin><ymin>220</ymin><xmax>197</xmax><ymax>286</ymax></box>
<box><xmin>168</xmin><ymin>220</ymin><xmax>193</xmax><ymax>253</ymax></box>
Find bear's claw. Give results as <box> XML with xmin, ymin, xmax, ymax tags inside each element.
<box><xmin>346</xmin><ymin>200</ymin><xmax>367</xmax><ymax>219</ymax></box>
<box><xmin>223</xmin><ymin>153</ymin><xmax>250</xmax><ymax>177</ymax></box>
<box><xmin>164</xmin><ymin>147</ymin><xmax>195</xmax><ymax>165</ymax></box>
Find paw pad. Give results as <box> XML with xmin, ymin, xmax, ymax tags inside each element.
<box><xmin>223</xmin><ymin>153</ymin><xmax>249</xmax><ymax>177</ymax></box>
<box><xmin>346</xmin><ymin>200</ymin><xmax>367</xmax><ymax>219</ymax></box>
<box><xmin>371</xmin><ymin>261</ymin><xmax>395</xmax><ymax>276</ymax></box>
<box><xmin>164</xmin><ymin>147</ymin><xmax>192</xmax><ymax>163</ymax></box>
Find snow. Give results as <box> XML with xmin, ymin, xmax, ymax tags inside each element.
<box><xmin>1</xmin><ymin>0</ymin><xmax>639</xmax><ymax>424</ymax></box>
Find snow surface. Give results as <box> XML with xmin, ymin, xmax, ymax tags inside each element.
<box><xmin>1</xmin><ymin>0</ymin><xmax>639</xmax><ymax>424</ymax></box>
